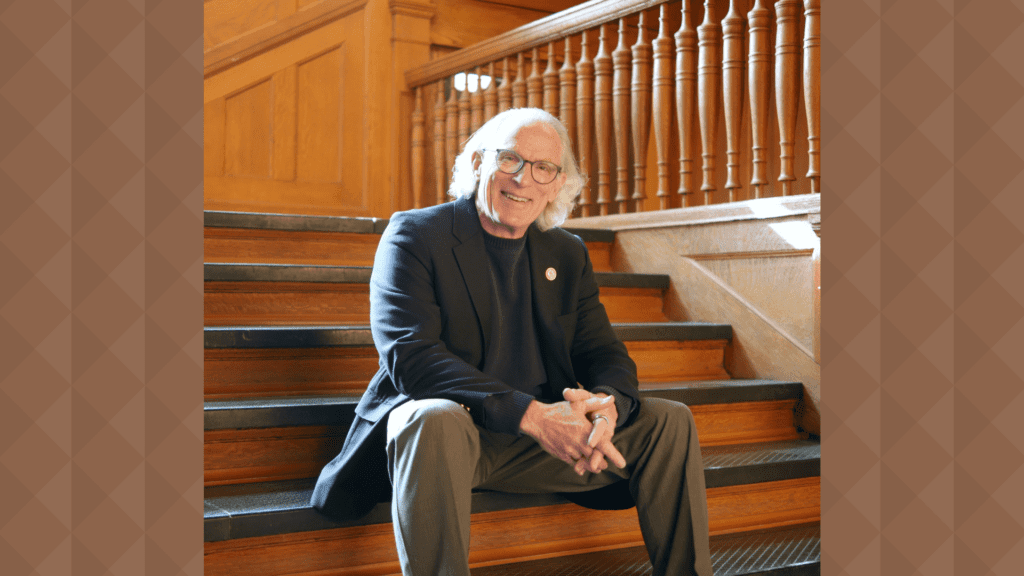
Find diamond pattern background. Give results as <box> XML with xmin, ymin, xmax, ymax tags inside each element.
<box><xmin>823</xmin><ymin>0</ymin><xmax>1024</xmax><ymax>575</ymax></box>
<box><xmin>1</xmin><ymin>1</ymin><xmax>201</xmax><ymax>575</ymax></box>
<box><xmin>2</xmin><ymin>0</ymin><xmax>1022</xmax><ymax>574</ymax></box>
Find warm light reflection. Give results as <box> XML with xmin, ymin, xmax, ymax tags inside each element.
<box><xmin>453</xmin><ymin>73</ymin><xmax>492</xmax><ymax>92</ymax></box>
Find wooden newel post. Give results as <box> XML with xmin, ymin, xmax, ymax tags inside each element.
<box><xmin>576</xmin><ymin>31</ymin><xmax>595</xmax><ymax>217</ymax></box>
<box><xmin>676</xmin><ymin>1</ymin><xmax>698</xmax><ymax>207</ymax></box>
<box><xmin>653</xmin><ymin>4</ymin><xmax>674</xmax><ymax>211</ymax></box>
<box><xmin>804</xmin><ymin>0</ymin><xmax>821</xmax><ymax>194</ymax></box>
<box><xmin>722</xmin><ymin>0</ymin><xmax>746</xmax><ymax>203</ymax></box>
<box><xmin>697</xmin><ymin>0</ymin><xmax>721</xmax><ymax>206</ymax></box>
<box><xmin>613</xmin><ymin>18</ymin><xmax>632</xmax><ymax>214</ymax></box>
<box><xmin>543</xmin><ymin>41</ymin><xmax>560</xmax><ymax>117</ymax></box>
<box><xmin>775</xmin><ymin>0</ymin><xmax>801</xmax><ymax>196</ymax></box>
<box><xmin>631</xmin><ymin>11</ymin><xmax>652</xmax><ymax>212</ymax></box>
<box><xmin>748</xmin><ymin>0</ymin><xmax>771</xmax><ymax>198</ymax></box>
<box><xmin>595</xmin><ymin>24</ymin><xmax>613</xmax><ymax>216</ymax></box>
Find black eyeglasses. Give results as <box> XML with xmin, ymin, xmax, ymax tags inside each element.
<box><xmin>483</xmin><ymin>149</ymin><xmax>562</xmax><ymax>185</ymax></box>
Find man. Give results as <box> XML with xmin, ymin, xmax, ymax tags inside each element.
<box><xmin>312</xmin><ymin>108</ymin><xmax>713</xmax><ymax>576</ymax></box>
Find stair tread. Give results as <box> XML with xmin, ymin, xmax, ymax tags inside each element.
<box><xmin>203</xmin><ymin>322</ymin><xmax>731</xmax><ymax>349</ymax></box>
<box><xmin>469</xmin><ymin>524</ymin><xmax>820</xmax><ymax>576</ymax></box>
<box><xmin>203</xmin><ymin>439</ymin><xmax>819</xmax><ymax>541</ymax></box>
<box><xmin>204</xmin><ymin>380</ymin><xmax>803</xmax><ymax>430</ymax></box>
<box><xmin>204</xmin><ymin>211</ymin><xmax>615</xmax><ymax>243</ymax></box>
<box><xmin>204</xmin><ymin>262</ymin><xmax>667</xmax><ymax>288</ymax></box>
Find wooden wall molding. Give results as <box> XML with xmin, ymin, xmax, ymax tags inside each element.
<box><xmin>205</xmin><ymin>0</ymin><xmax>368</xmax><ymax>78</ymax></box>
<box><xmin>389</xmin><ymin>0</ymin><xmax>436</xmax><ymax>19</ymax></box>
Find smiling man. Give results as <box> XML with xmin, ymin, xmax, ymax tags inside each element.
<box><xmin>311</xmin><ymin>108</ymin><xmax>713</xmax><ymax>576</ymax></box>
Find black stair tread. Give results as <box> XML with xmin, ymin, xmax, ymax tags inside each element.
<box><xmin>205</xmin><ymin>210</ymin><xmax>388</xmax><ymax>234</ymax></box>
<box><xmin>469</xmin><ymin>524</ymin><xmax>820</xmax><ymax>576</ymax></box>
<box><xmin>204</xmin><ymin>380</ymin><xmax>803</xmax><ymax>430</ymax></box>
<box><xmin>203</xmin><ymin>262</ymin><xmax>667</xmax><ymax>289</ymax></box>
<box><xmin>203</xmin><ymin>439</ymin><xmax>819</xmax><ymax>542</ymax></box>
<box><xmin>203</xmin><ymin>322</ymin><xmax>732</xmax><ymax>349</ymax></box>
<box><xmin>203</xmin><ymin>211</ymin><xmax>615</xmax><ymax>244</ymax></box>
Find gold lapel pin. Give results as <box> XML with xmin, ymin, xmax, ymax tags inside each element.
<box><xmin>545</xmin><ymin>267</ymin><xmax>556</xmax><ymax>281</ymax></box>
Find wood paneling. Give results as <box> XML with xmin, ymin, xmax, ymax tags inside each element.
<box><xmin>296</xmin><ymin>47</ymin><xmax>344</xmax><ymax>182</ymax></box>
<box><xmin>627</xmin><ymin>339</ymin><xmax>730</xmax><ymax>382</ymax></box>
<box><xmin>204</xmin><ymin>282</ymin><xmax>371</xmax><ymax>326</ymax></box>
<box><xmin>224</xmin><ymin>80</ymin><xmax>273</xmax><ymax>178</ymax></box>
<box><xmin>204</xmin><ymin>0</ymin><xmax>280</xmax><ymax>52</ymax></box>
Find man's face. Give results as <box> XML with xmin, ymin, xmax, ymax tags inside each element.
<box><xmin>475</xmin><ymin>123</ymin><xmax>567</xmax><ymax>239</ymax></box>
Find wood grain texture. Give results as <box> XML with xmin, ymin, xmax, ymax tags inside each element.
<box><xmin>205</xmin><ymin>425</ymin><xmax>347</xmax><ymax>485</ymax></box>
<box><xmin>204</xmin><ymin>228</ymin><xmax>380</xmax><ymax>266</ymax></box>
<box><xmin>204</xmin><ymin>480</ymin><xmax>818</xmax><ymax>575</ymax></box>
<box><xmin>204</xmin><ymin>282</ymin><xmax>371</xmax><ymax>326</ymax></box>
<box><xmin>626</xmin><ymin>339</ymin><xmax>730</xmax><ymax>382</ymax></box>
<box><xmin>205</xmin><ymin>347</ymin><xmax>380</xmax><ymax>398</ymax></box>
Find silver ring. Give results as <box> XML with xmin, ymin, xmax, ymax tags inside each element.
<box><xmin>593</xmin><ymin>415</ymin><xmax>609</xmax><ymax>425</ymax></box>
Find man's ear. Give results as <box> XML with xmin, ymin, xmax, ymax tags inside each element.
<box><xmin>471</xmin><ymin>152</ymin><xmax>482</xmax><ymax>173</ymax></box>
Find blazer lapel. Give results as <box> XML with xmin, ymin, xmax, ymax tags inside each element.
<box><xmin>527</xmin><ymin>226</ymin><xmax>575</xmax><ymax>389</ymax></box>
<box><xmin>451</xmin><ymin>196</ymin><xmax>492</xmax><ymax>354</ymax></box>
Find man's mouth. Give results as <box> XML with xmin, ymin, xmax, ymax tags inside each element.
<box><xmin>501</xmin><ymin>190</ymin><xmax>530</xmax><ymax>203</ymax></box>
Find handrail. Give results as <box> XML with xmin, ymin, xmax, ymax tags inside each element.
<box><xmin>405</xmin><ymin>0</ymin><xmax>665</xmax><ymax>88</ymax></box>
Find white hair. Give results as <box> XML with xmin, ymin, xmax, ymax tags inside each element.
<box><xmin>447</xmin><ymin>108</ymin><xmax>584</xmax><ymax>231</ymax></box>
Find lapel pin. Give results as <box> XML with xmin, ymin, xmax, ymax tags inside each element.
<box><xmin>545</xmin><ymin>267</ymin><xmax>556</xmax><ymax>281</ymax></box>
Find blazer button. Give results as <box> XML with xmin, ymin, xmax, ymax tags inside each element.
<box><xmin>545</xmin><ymin>267</ymin><xmax>556</xmax><ymax>281</ymax></box>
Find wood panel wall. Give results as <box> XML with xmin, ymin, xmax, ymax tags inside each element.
<box><xmin>203</xmin><ymin>0</ymin><xmax>584</xmax><ymax>217</ymax></box>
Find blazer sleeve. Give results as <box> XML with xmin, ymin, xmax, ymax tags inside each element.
<box><xmin>369</xmin><ymin>212</ymin><xmax>535</xmax><ymax>434</ymax></box>
<box><xmin>567</xmin><ymin>236</ymin><xmax>642</xmax><ymax>428</ymax></box>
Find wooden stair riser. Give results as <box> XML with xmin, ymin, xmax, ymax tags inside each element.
<box><xmin>203</xmin><ymin>479</ymin><xmax>819</xmax><ymax>576</ymax></box>
<box><xmin>204</xmin><ymin>400</ymin><xmax>798</xmax><ymax>486</ymax></box>
<box><xmin>204</xmin><ymin>283</ymin><xmax>665</xmax><ymax>326</ymax></box>
<box><xmin>206</xmin><ymin>227</ymin><xmax>612</xmax><ymax>272</ymax></box>
<box><xmin>205</xmin><ymin>341</ymin><xmax>728</xmax><ymax>398</ymax></box>
<box><xmin>206</xmin><ymin>228</ymin><xmax>380</xmax><ymax>266</ymax></box>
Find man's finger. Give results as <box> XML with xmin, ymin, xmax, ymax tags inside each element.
<box><xmin>562</xmin><ymin>388</ymin><xmax>591</xmax><ymax>402</ymax></box>
<box><xmin>580</xmin><ymin>395</ymin><xmax>614</xmax><ymax>411</ymax></box>
<box><xmin>596</xmin><ymin>438</ymin><xmax>627</xmax><ymax>469</ymax></box>
<box><xmin>587</xmin><ymin>417</ymin><xmax>608</xmax><ymax>448</ymax></box>
<box><xmin>588</xmin><ymin>449</ymin><xmax>606</xmax><ymax>472</ymax></box>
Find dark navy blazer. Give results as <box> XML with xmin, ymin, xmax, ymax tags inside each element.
<box><xmin>311</xmin><ymin>195</ymin><xmax>641</xmax><ymax>520</ymax></box>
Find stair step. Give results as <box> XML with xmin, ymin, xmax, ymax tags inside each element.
<box><xmin>203</xmin><ymin>323</ymin><xmax>731</xmax><ymax>398</ymax></box>
<box><xmin>203</xmin><ymin>264</ymin><xmax>669</xmax><ymax>325</ymax></box>
<box><xmin>204</xmin><ymin>211</ymin><xmax>616</xmax><ymax>271</ymax></box>
<box><xmin>469</xmin><ymin>524</ymin><xmax>820</xmax><ymax>576</ymax></box>
<box><xmin>203</xmin><ymin>323</ymin><xmax>730</xmax><ymax>349</ymax></box>
<box><xmin>203</xmin><ymin>383</ymin><xmax>803</xmax><ymax>486</ymax></box>
<box><xmin>204</xmin><ymin>439</ymin><xmax>818</xmax><ymax>542</ymax></box>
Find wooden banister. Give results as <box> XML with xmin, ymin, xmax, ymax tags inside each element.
<box><xmin>405</xmin><ymin>0</ymin><xmax>668</xmax><ymax>89</ymax></box>
<box><xmin>407</xmin><ymin>0</ymin><xmax>822</xmax><ymax>213</ymax></box>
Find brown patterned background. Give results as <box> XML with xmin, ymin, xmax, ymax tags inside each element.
<box><xmin>1</xmin><ymin>1</ymin><xmax>1021</xmax><ymax>574</ymax></box>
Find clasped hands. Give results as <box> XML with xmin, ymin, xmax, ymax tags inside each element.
<box><xmin>519</xmin><ymin>388</ymin><xmax>627</xmax><ymax>476</ymax></box>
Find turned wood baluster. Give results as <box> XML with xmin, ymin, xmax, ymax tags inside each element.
<box><xmin>594</xmin><ymin>24</ymin><xmax>613</xmax><ymax>216</ymax></box>
<box><xmin>543</xmin><ymin>42</ymin><xmax>560</xmax><ymax>116</ymax></box>
<box><xmin>804</xmin><ymin>0</ymin><xmax>821</xmax><ymax>193</ymax></box>
<box><xmin>652</xmin><ymin>5</ymin><xmax>674</xmax><ymax>211</ymax></box>
<box><xmin>484</xmin><ymin>62</ymin><xmax>498</xmax><ymax>121</ymax></box>
<box><xmin>528</xmin><ymin>47</ymin><xmax>543</xmax><ymax>108</ymax></box>
<box><xmin>513</xmin><ymin>52</ymin><xmax>527</xmax><ymax>108</ymax></box>
<box><xmin>631</xmin><ymin>11</ymin><xmax>652</xmax><ymax>212</ymax></box>
<box><xmin>560</xmin><ymin>36</ymin><xmax>577</xmax><ymax>148</ymax></box>
<box><xmin>675</xmin><ymin>1</ymin><xmax>698</xmax><ymax>206</ymax></box>
<box><xmin>748</xmin><ymin>0</ymin><xmax>771</xmax><ymax>198</ymax></box>
<box><xmin>722</xmin><ymin>0</ymin><xmax>746</xmax><ymax>202</ymax></box>
<box><xmin>434</xmin><ymin>83</ymin><xmax>446</xmax><ymax>205</ymax></box>
<box><xmin>612</xmin><ymin>18</ymin><xmax>631</xmax><ymax>214</ymax></box>
<box><xmin>576</xmin><ymin>31</ymin><xmax>595</xmax><ymax>216</ymax></box>
<box><xmin>412</xmin><ymin>87</ymin><xmax>425</xmax><ymax>209</ymax></box>
<box><xmin>445</xmin><ymin>78</ymin><xmax>459</xmax><ymax>195</ymax></box>
<box><xmin>471</xmin><ymin>66</ymin><xmax>484</xmax><ymax>133</ymax></box>
<box><xmin>775</xmin><ymin>0</ymin><xmax>800</xmax><ymax>196</ymax></box>
<box><xmin>458</xmin><ymin>72</ymin><xmax>472</xmax><ymax>146</ymax></box>
<box><xmin>698</xmin><ymin>0</ymin><xmax>721</xmax><ymax>206</ymax></box>
<box><xmin>498</xmin><ymin>58</ymin><xmax>513</xmax><ymax>112</ymax></box>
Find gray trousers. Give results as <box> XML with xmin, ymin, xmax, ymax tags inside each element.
<box><xmin>385</xmin><ymin>397</ymin><xmax>713</xmax><ymax>576</ymax></box>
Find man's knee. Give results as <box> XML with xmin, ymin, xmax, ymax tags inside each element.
<box><xmin>387</xmin><ymin>399</ymin><xmax>476</xmax><ymax>449</ymax></box>
<box><xmin>636</xmin><ymin>397</ymin><xmax>696</xmax><ymax>441</ymax></box>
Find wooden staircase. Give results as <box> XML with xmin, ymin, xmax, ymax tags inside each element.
<box><xmin>202</xmin><ymin>211</ymin><xmax>821</xmax><ymax>575</ymax></box>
